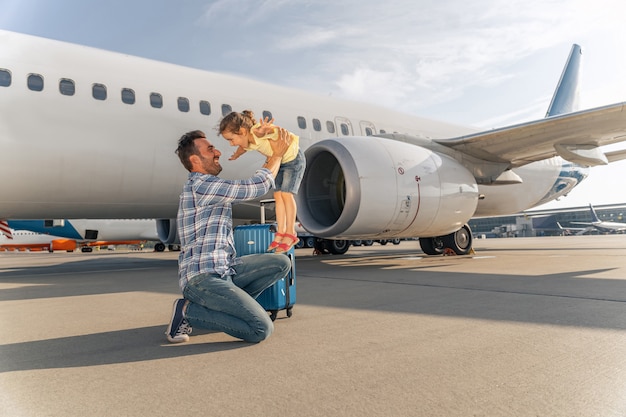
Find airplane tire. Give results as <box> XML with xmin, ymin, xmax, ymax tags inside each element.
<box><xmin>154</xmin><ymin>243</ymin><xmax>166</xmax><ymax>252</ymax></box>
<box><xmin>442</xmin><ymin>224</ymin><xmax>473</xmax><ymax>255</ymax></box>
<box><xmin>327</xmin><ymin>239</ymin><xmax>350</xmax><ymax>255</ymax></box>
<box><xmin>419</xmin><ymin>237</ymin><xmax>445</xmax><ymax>255</ymax></box>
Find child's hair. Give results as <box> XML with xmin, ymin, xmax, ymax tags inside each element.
<box><xmin>218</xmin><ymin>110</ymin><xmax>256</xmax><ymax>136</ymax></box>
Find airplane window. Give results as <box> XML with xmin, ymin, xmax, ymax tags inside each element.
<box><xmin>59</xmin><ymin>79</ymin><xmax>75</xmax><ymax>96</ymax></box>
<box><xmin>365</xmin><ymin>127</ymin><xmax>373</xmax><ymax>136</ymax></box>
<box><xmin>340</xmin><ymin>123</ymin><xmax>349</xmax><ymax>135</ymax></box>
<box><xmin>326</xmin><ymin>121</ymin><xmax>335</xmax><ymax>134</ymax></box>
<box><xmin>178</xmin><ymin>97</ymin><xmax>190</xmax><ymax>112</ymax></box>
<box><xmin>297</xmin><ymin>116</ymin><xmax>306</xmax><ymax>129</ymax></box>
<box><xmin>199</xmin><ymin>100</ymin><xmax>211</xmax><ymax>115</ymax></box>
<box><xmin>0</xmin><ymin>69</ymin><xmax>11</xmax><ymax>87</ymax></box>
<box><xmin>221</xmin><ymin>104</ymin><xmax>232</xmax><ymax>116</ymax></box>
<box><xmin>27</xmin><ymin>74</ymin><xmax>44</xmax><ymax>91</ymax></box>
<box><xmin>121</xmin><ymin>88</ymin><xmax>135</xmax><ymax>104</ymax></box>
<box><xmin>92</xmin><ymin>83</ymin><xmax>107</xmax><ymax>100</ymax></box>
<box><xmin>150</xmin><ymin>93</ymin><xmax>163</xmax><ymax>108</ymax></box>
<box><xmin>262</xmin><ymin>110</ymin><xmax>272</xmax><ymax>121</ymax></box>
<box><xmin>312</xmin><ymin>119</ymin><xmax>321</xmax><ymax>131</ymax></box>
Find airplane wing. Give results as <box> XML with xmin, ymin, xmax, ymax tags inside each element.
<box><xmin>436</xmin><ymin>102</ymin><xmax>626</xmax><ymax>167</ymax></box>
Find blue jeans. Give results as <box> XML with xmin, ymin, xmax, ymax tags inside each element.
<box><xmin>275</xmin><ymin>149</ymin><xmax>305</xmax><ymax>194</ymax></box>
<box><xmin>182</xmin><ymin>253</ymin><xmax>291</xmax><ymax>342</ymax></box>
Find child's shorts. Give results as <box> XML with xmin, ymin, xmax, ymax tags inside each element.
<box><xmin>275</xmin><ymin>149</ymin><xmax>305</xmax><ymax>195</ymax></box>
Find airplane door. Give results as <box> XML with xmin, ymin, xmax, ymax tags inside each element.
<box><xmin>359</xmin><ymin>121</ymin><xmax>376</xmax><ymax>136</ymax></box>
<box><xmin>334</xmin><ymin>117</ymin><xmax>353</xmax><ymax>136</ymax></box>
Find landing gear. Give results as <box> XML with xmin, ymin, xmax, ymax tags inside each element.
<box><xmin>313</xmin><ymin>238</ymin><xmax>351</xmax><ymax>255</ymax></box>
<box><xmin>419</xmin><ymin>224</ymin><xmax>473</xmax><ymax>256</ymax></box>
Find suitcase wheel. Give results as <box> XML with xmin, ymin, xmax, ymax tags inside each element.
<box><xmin>269</xmin><ymin>310</ymin><xmax>278</xmax><ymax>321</ymax></box>
<box><xmin>287</xmin><ymin>307</ymin><xmax>293</xmax><ymax>318</ymax></box>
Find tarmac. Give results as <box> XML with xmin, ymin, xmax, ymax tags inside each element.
<box><xmin>1</xmin><ymin>235</ymin><xmax>625</xmax><ymax>417</ymax></box>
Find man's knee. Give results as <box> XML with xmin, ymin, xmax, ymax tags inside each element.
<box><xmin>246</xmin><ymin>317</ymin><xmax>274</xmax><ymax>343</ymax></box>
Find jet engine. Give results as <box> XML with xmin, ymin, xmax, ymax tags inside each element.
<box><xmin>295</xmin><ymin>137</ymin><xmax>479</xmax><ymax>240</ymax></box>
<box><xmin>156</xmin><ymin>218</ymin><xmax>180</xmax><ymax>252</ymax></box>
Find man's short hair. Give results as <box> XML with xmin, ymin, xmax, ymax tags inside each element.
<box><xmin>176</xmin><ymin>130</ymin><xmax>206</xmax><ymax>171</ymax></box>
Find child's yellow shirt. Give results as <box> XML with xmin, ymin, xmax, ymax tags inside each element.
<box><xmin>246</xmin><ymin>123</ymin><xmax>300</xmax><ymax>163</ymax></box>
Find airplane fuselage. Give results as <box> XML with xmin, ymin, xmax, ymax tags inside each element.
<box><xmin>0</xmin><ymin>30</ymin><xmax>588</xmax><ymax>236</ymax></box>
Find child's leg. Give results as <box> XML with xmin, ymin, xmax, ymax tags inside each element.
<box><xmin>274</xmin><ymin>191</ymin><xmax>286</xmax><ymax>234</ymax></box>
<box><xmin>267</xmin><ymin>191</ymin><xmax>286</xmax><ymax>251</ymax></box>
<box><xmin>275</xmin><ymin>191</ymin><xmax>299</xmax><ymax>253</ymax></box>
<box><xmin>283</xmin><ymin>192</ymin><xmax>297</xmax><ymax>236</ymax></box>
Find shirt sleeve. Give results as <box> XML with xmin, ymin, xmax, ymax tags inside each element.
<box><xmin>192</xmin><ymin>169</ymin><xmax>274</xmax><ymax>206</ymax></box>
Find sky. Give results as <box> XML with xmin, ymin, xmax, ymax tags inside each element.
<box><xmin>1</xmin><ymin>0</ymin><xmax>625</xmax><ymax>210</ymax></box>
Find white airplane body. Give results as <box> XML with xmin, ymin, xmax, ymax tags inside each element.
<box><xmin>7</xmin><ymin>219</ymin><xmax>159</xmax><ymax>242</ymax></box>
<box><xmin>0</xmin><ymin>229</ymin><xmax>75</xmax><ymax>251</ymax></box>
<box><xmin>2</xmin><ymin>30</ymin><xmax>626</xmax><ymax>254</ymax></box>
<box><xmin>1</xmin><ymin>219</ymin><xmax>160</xmax><ymax>251</ymax></box>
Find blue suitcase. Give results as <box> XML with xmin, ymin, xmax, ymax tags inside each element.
<box><xmin>233</xmin><ymin>224</ymin><xmax>296</xmax><ymax>321</ymax></box>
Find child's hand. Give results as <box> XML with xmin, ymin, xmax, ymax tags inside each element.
<box><xmin>252</xmin><ymin>116</ymin><xmax>275</xmax><ymax>137</ymax></box>
<box><xmin>229</xmin><ymin>146</ymin><xmax>246</xmax><ymax>160</ymax></box>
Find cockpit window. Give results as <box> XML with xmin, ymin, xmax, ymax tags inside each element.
<box><xmin>0</xmin><ymin>69</ymin><xmax>11</xmax><ymax>87</ymax></box>
<box><xmin>27</xmin><ymin>74</ymin><xmax>44</xmax><ymax>91</ymax></box>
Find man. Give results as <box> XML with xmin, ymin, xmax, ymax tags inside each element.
<box><xmin>166</xmin><ymin>128</ymin><xmax>292</xmax><ymax>343</ymax></box>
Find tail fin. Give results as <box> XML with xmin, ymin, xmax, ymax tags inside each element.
<box><xmin>545</xmin><ymin>44</ymin><xmax>582</xmax><ymax>117</ymax></box>
<box><xmin>0</xmin><ymin>220</ymin><xmax>13</xmax><ymax>239</ymax></box>
<box><xmin>588</xmin><ymin>204</ymin><xmax>601</xmax><ymax>222</ymax></box>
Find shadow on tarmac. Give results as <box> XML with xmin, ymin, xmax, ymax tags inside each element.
<box><xmin>1</xmin><ymin>248</ymin><xmax>625</xmax><ymax>373</ymax></box>
<box><xmin>0</xmin><ymin>326</ymin><xmax>253</xmax><ymax>373</ymax></box>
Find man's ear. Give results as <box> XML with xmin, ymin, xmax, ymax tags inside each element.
<box><xmin>189</xmin><ymin>154</ymin><xmax>201</xmax><ymax>169</ymax></box>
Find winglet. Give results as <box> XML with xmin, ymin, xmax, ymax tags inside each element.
<box><xmin>545</xmin><ymin>44</ymin><xmax>582</xmax><ymax>117</ymax></box>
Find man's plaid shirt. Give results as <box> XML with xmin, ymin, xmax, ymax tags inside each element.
<box><xmin>177</xmin><ymin>169</ymin><xmax>274</xmax><ymax>290</ymax></box>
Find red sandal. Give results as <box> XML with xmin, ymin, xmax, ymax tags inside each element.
<box><xmin>267</xmin><ymin>232</ymin><xmax>285</xmax><ymax>252</ymax></box>
<box><xmin>274</xmin><ymin>233</ymin><xmax>299</xmax><ymax>254</ymax></box>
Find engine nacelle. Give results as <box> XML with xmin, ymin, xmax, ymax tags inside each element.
<box><xmin>156</xmin><ymin>218</ymin><xmax>179</xmax><ymax>244</ymax></box>
<box><xmin>295</xmin><ymin>137</ymin><xmax>479</xmax><ymax>239</ymax></box>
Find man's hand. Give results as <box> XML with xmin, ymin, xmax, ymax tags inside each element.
<box><xmin>269</xmin><ymin>127</ymin><xmax>291</xmax><ymax>158</ymax></box>
<box><xmin>262</xmin><ymin>127</ymin><xmax>292</xmax><ymax>177</ymax></box>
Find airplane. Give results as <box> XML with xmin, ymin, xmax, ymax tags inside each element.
<box><xmin>0</xmin><ymin>228</ymin><xmax>77</xmax><ymax>252</ymax></box>
<box><xmin>570</xmin><ymin>204</ymin><xmax>626</xmax><ymax>233</ymax></box>
<box><xmin>1</xmin><ymin>30</ymin><xmax>626</xmax><ymax>256</ymax></box>
<box><xmin>6</xmin><ymin>218</ymin><xmax>169</xmax><ymax>252</ymax></box>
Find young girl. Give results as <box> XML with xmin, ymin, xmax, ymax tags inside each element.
<box><xmin>219</xmin><ymin>110</ymin><xmax>305</xmax><ymax>254</ymax></box>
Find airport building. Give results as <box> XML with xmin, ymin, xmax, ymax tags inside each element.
<box><xmin>468</xmin><ymin>203</ymin><xmax>626</xmax><ymax>238</ymax></box>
